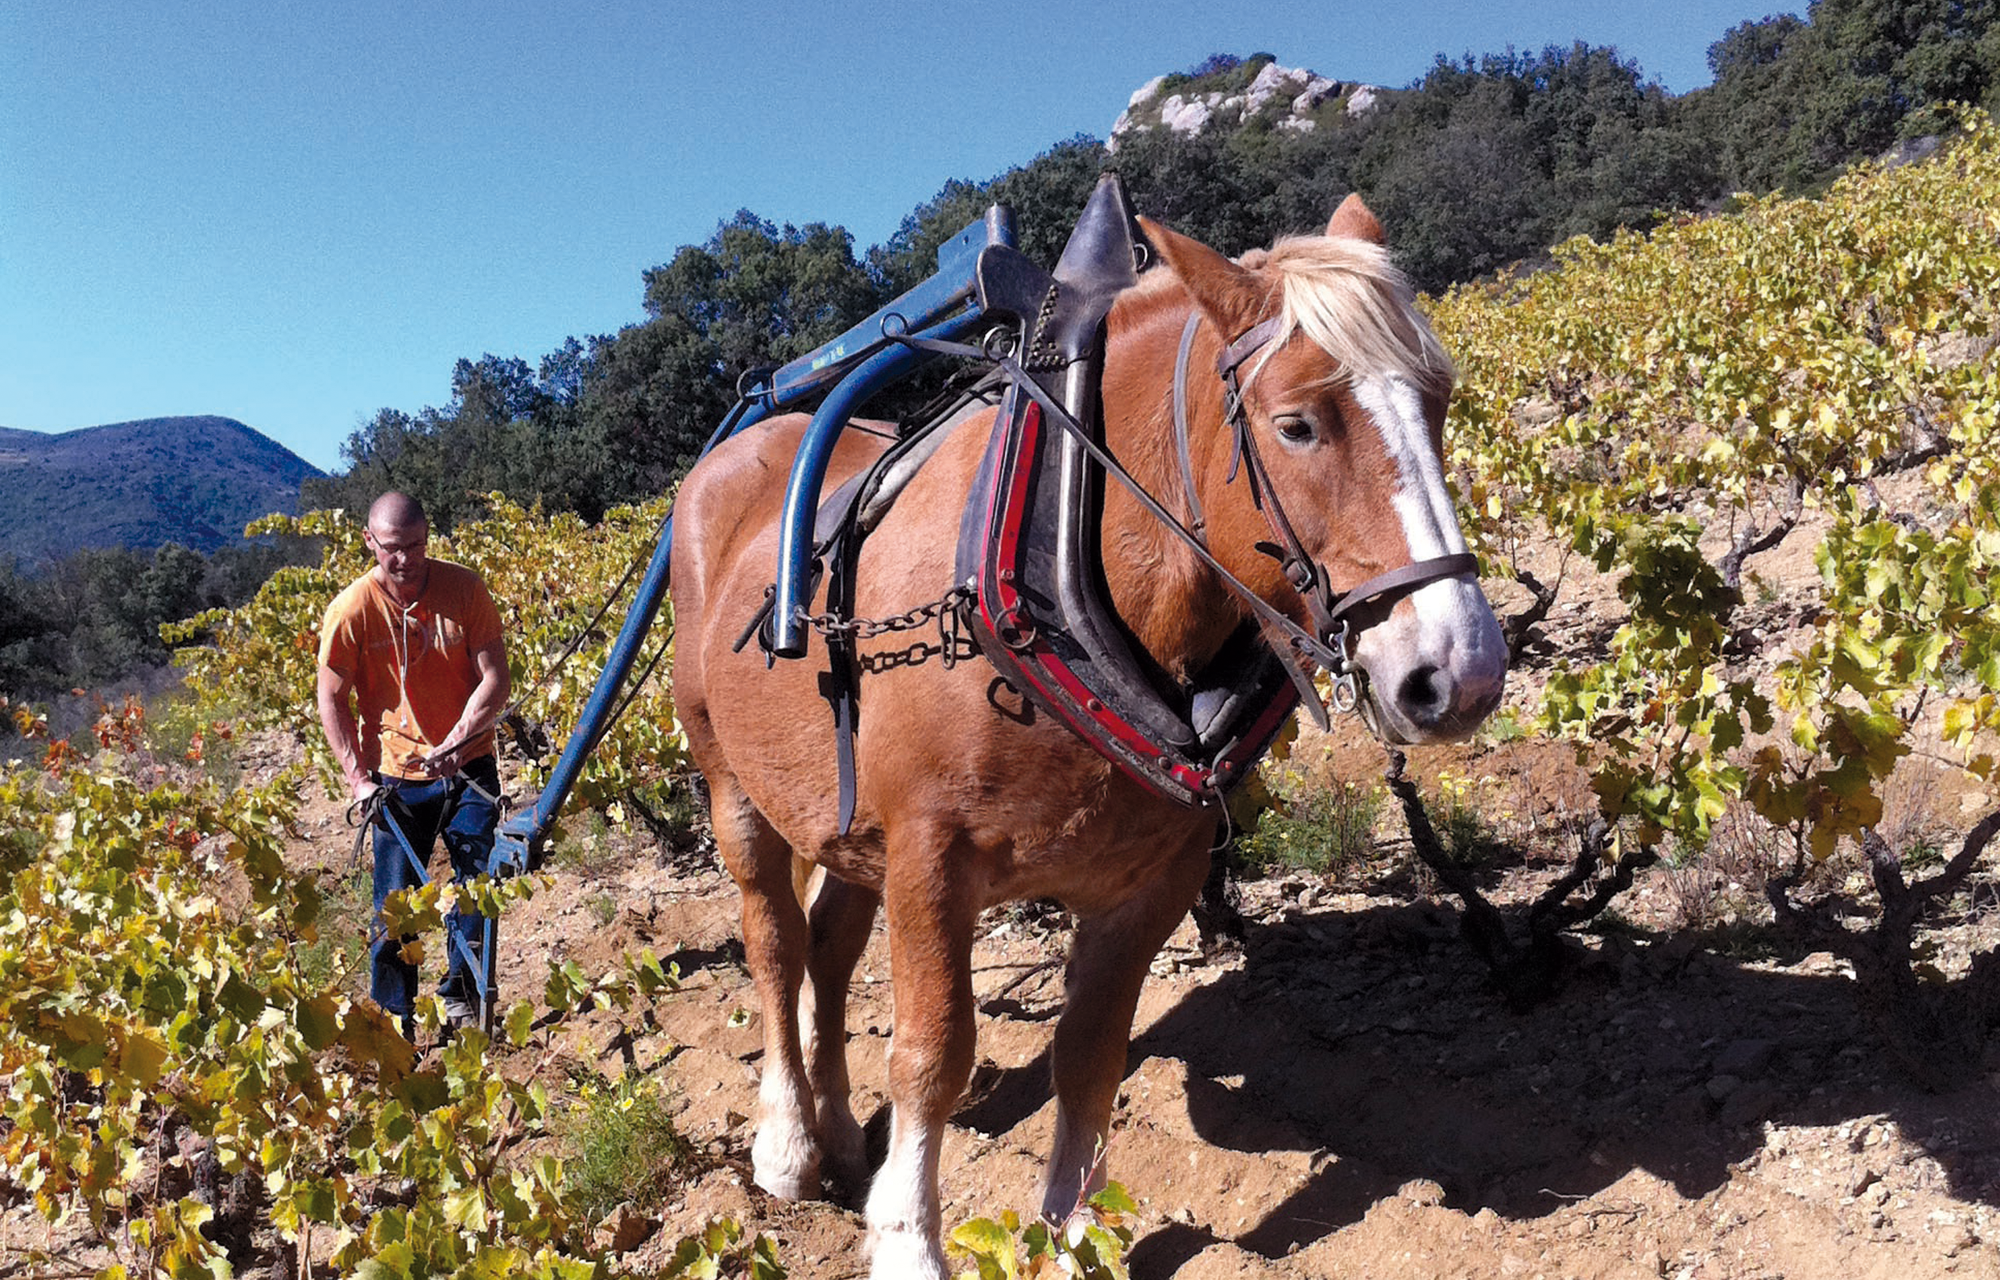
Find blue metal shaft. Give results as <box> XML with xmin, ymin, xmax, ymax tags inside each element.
<box><xmin>491</xmin><ymin>206</ymin><xmax>1016</xmax><ymax>868</ymax></box>
<box><xmin>488</xmin><ymin>398</ymin><xmax>775</xmax><ymax>880</ymax></box>
<box><xmin>767</xmin><ymin>306</ymin><xmax>989</xmax><ymax>657</ymax></box>
<box><xmin>496</xmin><ymin>507</ymin><xmax>676</xmax><ymax>858</ymax></box>
<box><xmin>479</xmin><ymin>204</ymin><xmax>1021</xmax><ymax>1021</ymax></box>
<box><xmin>373</xmin><ymin>799</ymin><xmax>493</xmax><ymax>1029</ymax></box>
<box><xmin>764</xmin><ymin>206</ymin><xmax>1013</xmax><ymax>406</ymax></box>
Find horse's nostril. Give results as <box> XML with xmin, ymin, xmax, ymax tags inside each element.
<box><xmin>1398</xmin><ymin>664</ymin><xmax>1450</xmax><ymax>721</ymax></box>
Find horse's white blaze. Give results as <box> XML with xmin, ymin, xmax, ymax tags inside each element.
<box><xmin>1349</xmin><ymin>373</ymin><xmax>1507</xmax><ymax>731</ymax></box>
<box><xmin>1352</xmin><ymin>374</ymin><xmax>1464</xmax><ymax>563</ymax></box>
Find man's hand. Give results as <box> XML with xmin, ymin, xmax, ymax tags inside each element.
<box><xmin>419</xmin><ymin>742</ymin><xmax>465</xmax><ymax>778</ymax></box>
<box><xmin>350</xmin><ymin>773</ymin><xmax>381</xmax><ymax>804</ymax></box>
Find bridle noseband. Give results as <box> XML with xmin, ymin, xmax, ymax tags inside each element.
<box><xmin>1172</xmin><ymin>312</ymin><xmax>1477</xmax><ymax>723</ymax></box>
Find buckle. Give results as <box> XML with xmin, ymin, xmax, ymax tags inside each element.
<box><xmin>1330</xmin><ymin>672</ymin><xmax>1361</xmax><ymax>714</ymax></box>
<box><xmin>1325</xmin><ymin>620</ymin><xmax>1362</xmax><ymax>715</ymax></box>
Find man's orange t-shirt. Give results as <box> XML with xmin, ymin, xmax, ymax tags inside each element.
<box><xmin>318</xmin><ymin>559</ymin><xmax>503</xmax><ymax>780</ymax></box>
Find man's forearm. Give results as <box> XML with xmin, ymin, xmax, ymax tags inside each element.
<box><xmin>440</xmin><ymin>675</ymin><xmax>508</xmax><ymax>757</ymax></box>
<box><xmin>316</xmin><ymin>683</ymin><xmax>372</xmax><ymax>792</ymax></box>
<box><xmin>434</xmin><ymin>642</ymin><xmax>511</xmax><ymax>761</ymax></box>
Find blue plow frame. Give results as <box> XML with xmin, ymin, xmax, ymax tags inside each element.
<box><xmin>471</xmin><ymin>205</ymin><xmax>1018</xmax><ymax>1031</ymax></box>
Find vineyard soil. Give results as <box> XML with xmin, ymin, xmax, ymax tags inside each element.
<box><xmin>137</xmin><ymin>725</ymin><xmax>2000</xmax><ymax>1279</ymax></box>
<box><xmin>11</xmin><ymin>476</ymin><xmax>1998</xmax><ymax>1279</ymax></box>
<box><xmin>6</xmin><ymin>732</ymin><xmax>1997</xmax><ymax>1278</ymax></box>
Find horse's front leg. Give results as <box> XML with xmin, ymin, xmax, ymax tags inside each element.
<box><xmin>712</xmin><ymin>788</ymin><xmax>822</xmax><ymax>1200</ymax></box>
<box><xmin>865</xmin><ymin>828</ymin><xmax>980</xmax><ymax>1280</ymax></box>
<box><xmin>1042</xmin><ymin>826</ymin><xmax>1213</xmax><ymax>1222</ymax></box>
<box><xmin>800</xmin><ymin>868</ymin><xmax>880</xmax><ymax>1202</ymax></box>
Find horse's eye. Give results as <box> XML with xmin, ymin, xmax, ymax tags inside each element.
<box><xmin>1274</xmin><ymin>415</ymin><xmax>1314</xmax><ymax>444</ymax></box>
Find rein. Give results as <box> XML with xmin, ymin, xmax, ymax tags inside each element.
<box><xmin>891</xmin><ymin>328</ymin><xmax>1380</xmax><ymax>701</ymax></box>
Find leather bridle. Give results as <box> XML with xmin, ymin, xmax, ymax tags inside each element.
<box><xmin>1172</xmin><ymin>312</ymin><xmax>1477</xmax><ymax>723</ymax></box>
<box><xmin>981</xmin><ymin>305</ymin><xmax>1475</xmax><ymax>731</ymax></box>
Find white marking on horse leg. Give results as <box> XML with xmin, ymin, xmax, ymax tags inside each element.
<box><xmin>799</xmin><ymin>973</ymin><xmax>866</xmax><ymax>1193</ymax></box>
<box><xmin>800</xmin><ymin>872</ymin><xmax>878</xmax><ymax>1197</ymax></box>
<box><xmin>1040</xmin><ymin>833</ymin><xmax>1210</xmax><ymax>1224</ymax></box>
<box><xmin>865</xmin><ymin>832</ymin><xmax>977</xmax><ymax>1278</ymax></box>
<box><xmin>1042</xmin><ymin>1108</ymin><xmax>1108</xmax><ymax>1223</ymax></box>
<box><xmin>718</xmin><ymin>805</ymin><xmax>822</xmax><ymax>1202</ymax></box>
<box><xmin>865</xmin><ymin>1107</ymin><xmax>947</xmax><ymax>1280</ymax></box>
<box><xmin>751</xmin><ymin>1055</ymin><xmax>820</xmax><ymax>1200</ymax></box>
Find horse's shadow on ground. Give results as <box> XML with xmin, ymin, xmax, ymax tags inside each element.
<box><xmin>947</xmin><ymin>898</ymin><xmax>2000</xmax><ymax>1274</ymax></box>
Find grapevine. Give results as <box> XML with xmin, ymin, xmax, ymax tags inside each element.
<box><xmin>0</xmin><ymin>711</ymin><xmax>766</xmax><ymax>1275</ymax></box>
<box><xmin>1431</xmin><ymin>107</ymin><xmax>2000</xmax><ymax>860</ymax></box>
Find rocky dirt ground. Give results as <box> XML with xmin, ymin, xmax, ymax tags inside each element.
<box><xmin>258</xmin><ymin>713</ymin><xmax>2000</xmax><ymax>1280</ymax></box>
<box><xmin>520</xmin><ymin>474</ymin><xmax>1998</xmax><ymax>1280</ymax></box>
<box><xmin>12</xmin><ymin>760</ymin><xmax>2000</xmax><ymax>1280</ymax></box>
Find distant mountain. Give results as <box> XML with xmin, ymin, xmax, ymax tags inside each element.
<box><xmin>0</xmin><ymin>416</ymin><xmax>323</xmax><ymax>563</ymax></box>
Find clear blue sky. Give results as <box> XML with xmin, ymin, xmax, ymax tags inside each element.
<box><xmin>2</xmin><ymin>1</ymin><xmax>1797</xmax><ymax>475</ymax></box>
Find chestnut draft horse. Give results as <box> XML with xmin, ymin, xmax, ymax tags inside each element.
<box><xmin>669</xmin><ymin>196</ymin><xmax>1507</xmax><ymax>1278</ymax></box>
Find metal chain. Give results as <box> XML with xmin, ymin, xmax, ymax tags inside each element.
<box><xmin>795</xmin><ymin>585</ymin><xmax>974</xmax><ymax>646</ymax></box>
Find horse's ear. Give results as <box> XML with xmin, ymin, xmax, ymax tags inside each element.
<box><xmin>1138</xmin><ymin>216</ymin><xmax>1267</xmax><ymax>334</ymax></box>
<box><xmin>1326</xmin><ymin>194</ymin><xmax>1386</xmax><ymax>245</ymax></box>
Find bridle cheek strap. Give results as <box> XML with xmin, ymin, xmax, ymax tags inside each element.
<box><xmin>1175</xmin><ymin>312</ymin><xmax>1477</xmax><ymax>713</ymax></box>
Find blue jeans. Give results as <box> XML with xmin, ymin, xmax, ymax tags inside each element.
<box><xmin>369</xmin><ymin>755</ymin><xmax>501</xmax><ymax>1021</ymax></box>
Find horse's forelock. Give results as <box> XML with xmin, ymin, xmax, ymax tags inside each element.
<box><xmin>1252</xmin><ymin>235</ymin><xmax>1454</xmax><ymax>398</ymax></box>
<box><xmin>1125</xmin><ymin>227</ymin><xmax>1453</xmax><ymax>397</ymax></box>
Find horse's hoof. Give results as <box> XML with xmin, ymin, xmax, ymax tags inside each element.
<box><xmin>751</xmin><ymin>1128</ymin><xmax>821</xmax><ymax>1201</ymax></box>
<box><xmin>867</xmin><ymin>1226</ymin><xmax>948</xmax><ymax>1280</ymax></box>
<box><xmin>820</xmin><ymin>1119</ymin><xmax>869</xmax><ymax>1205</ymax></box>
<box><xmin>753</xmin><ymin>1168</ymin><xmax>820</xmax><ymax>1201</ymax></box>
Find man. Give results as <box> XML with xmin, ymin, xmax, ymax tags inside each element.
<box><xmin>316</xmin><ymin>492</ymin><xmax>510</xmax><ymax>1037</ymax></box>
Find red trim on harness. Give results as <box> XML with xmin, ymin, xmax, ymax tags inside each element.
<box><xmin>1216</xmin><ymin>682</ymin><xmax>1299</xmax><ymax>784</ymax></box>
<box><xmin>983</xmin><ymin>399</ymin><xmax>1041</xmax><ymax>645</ymax></box>
<box><xmin>980</xmin><ymin>398</ymin><xmax>1216</xmax><ymax>800</ymax></box>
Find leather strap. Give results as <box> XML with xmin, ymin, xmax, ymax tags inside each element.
<box><xmin>1327</xmin><ymin>553</ymin><xmax>1478</xmax><ymax>626</ymax></box>
<box><xmin>1168</xmin><ymin>312</ymin><xmax>1478</xmax><ymax>719</ymax></box>
<box><xmin>1215</xmin><ymin>317</ymin><xmax>1283</xmax><ymax>380</ymax></box>
<box><xmin>1172</xmin><ymin>314</ymin><xmax>1208</xmax><ymax>544</ymax></box>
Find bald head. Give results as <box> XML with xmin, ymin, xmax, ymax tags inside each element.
<box><xmin>364</xmin><ymin>492</ymin><xmax>431</xmax><ymax>604</ymax></box>
<box><xmin>368</xmin><ymin>491</ymin><xmax>428</xmax><ymax>534</ymax></box>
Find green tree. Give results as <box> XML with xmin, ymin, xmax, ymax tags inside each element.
<box><xmin>870</xmin><ymin>137</ymin><xmax>1113</xmax><ymax>293</ymax></box>
<box><xmin>1349</xmin><ymin>45</ymin><xmax>1707</xmax><ymax>289</ymax></box>
<box><xmin>1363</xmin><ymin>73</ymin><xmax>1553</xmax><ymax>289</ymax></box>
<box><xmin>643</xmin><ymin>213</ymin><xmax>877</xmax><ymax>373</ymax></box>
<box><xmin>303</xmin><ymin>350</ymin><xmax>628</xmax><ymax>526</ymax></box>
<box><xmin>1691</xmin><ymin>0</ymin><xmax>1999</xmax><ymax>196</ymax></box>
<box><xmin>565</xmin><ymin>213</ymin><xmax>880</xmax><ymax>497</ymax></box>
<box><xmin>0</xmin><ymin>558</ymin><xmax>52</xmax><ymax>696</ymax></box>
<box><xmin>1698</xmin><ymin>14</ymin><xmax>1823</xmax><ymax>192</ymax></box>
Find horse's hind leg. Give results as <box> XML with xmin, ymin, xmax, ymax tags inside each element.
<box><xmin>1041</xmin><ymin>826</ymin><xmax>1213</xmax><ymax>1222</ymax></box>
<box><xmin>800</xmin><ymin>869</ymin><xmax>880</xmax><ymax>1201</ymax></box>
<box><xmin>709</xmin><ymin>777</ymin><xmax>823</xmax><ymax>1199</ymax></box>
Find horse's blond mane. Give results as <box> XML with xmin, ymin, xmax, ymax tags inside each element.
<box><xmin>1256</xmin><ymin>234</ymin><xmax>1454</xmax><ymax>396</ymax></box>
<box><xmin>1134</xmin><ymin>229</ymin><xmax>1454</xmax><ymax>397</ymax></box>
